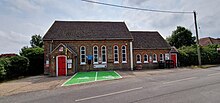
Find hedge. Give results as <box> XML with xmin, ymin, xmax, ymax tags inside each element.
<box><xmin>178</xmin><ymin>44</ymin><xmax>220</xmax><ymax>66</ymax></box>
<box><xmin>0</xmin><ymin>56</ymin><xmax>29</xmax><ymax>81</ymax></box>
<box><xmin>20</xmin><ymin>47</ymin><xmax>44</xmax><ymax>75</ymax></box>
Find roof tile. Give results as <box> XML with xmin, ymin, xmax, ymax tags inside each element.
<box><xmin>43</xmin><ymin>21</ymin><xmax>132</xmax><ymax>40</ymax></box>
<box><xmin>131</xmin><ymin>31</ymin><xmax>171</xmax><ymax>49</ymax></box>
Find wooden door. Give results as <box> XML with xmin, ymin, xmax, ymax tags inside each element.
<box><xmin>58</xmin><ymin>56</ymin><xmax>66</xmax><ymax>76</ymax></box>
<box><xmin>171</xmin><ymin>54</ymin><xmax>177</xmax><ymax>67</ymax></box>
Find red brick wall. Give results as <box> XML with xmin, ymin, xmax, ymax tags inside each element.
<box><xmin>44</xmin><ymin>40</ymin><xmax>132</xmax><ymax>76</ymax></box>
<box><xmin>133</xmin><ymin>49</ymin><xmax>170</xmax><ymax>69</ymax></box>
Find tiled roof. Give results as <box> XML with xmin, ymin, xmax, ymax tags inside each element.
<box><xmin>131</xmin><ymin>31</ymin><xmax>171</xmax><ymax>49</ymax></box>
<box><xmin>43</xmin><ymin>21</ymin><xmax>133</xmax><ymax>40</ymax></box>
<box><xmin>199</xmin><ymin>37</ymin><xmax>220</xmax><ymax>46</ymax></box>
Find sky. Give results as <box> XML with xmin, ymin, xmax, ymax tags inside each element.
<box><xmin>0</xmin><ymin>0</ymin><xmax>220</xmax><ymax>54</ymax></box>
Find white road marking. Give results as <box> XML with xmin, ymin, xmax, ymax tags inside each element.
<box><xmin>61</xmin><ymin>73</ymin><xmax>78</xmax><ymax>86</ymax></box>
<box><xmin>114</xmin><ymin>71</ymin><xmax>123</xmax><ymax>78</ymax></box>
<box><xmin>163</xmin><ymin>77</ymin><xmax>197</xmax><ymax>84</ymax></box>
<box><xmin>103</xmin><ymin>76</ymin><xmax>115</xmax><ymax>79</ymax></box>
<box><xmin>208</xmin><ymin>72</ymin><xmax>220</xmax><ymax>76</ymax></box>
<box><xmin>75</xmin><ymin>87</ymin><xmax>143</xmax><ymax>102</ymax></box>
<box><xmin>77</xmin><ymin>77</ymin><xmax>90</xmax><ymax>79</ymax></box>
<box><xmin>95</xmin><ymin>72</ymin><xmax>98</xmax><ymax>81</ymax></box>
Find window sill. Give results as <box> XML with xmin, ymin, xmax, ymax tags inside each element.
<box><xmin>136</xmin><ymin>61</ymin><xmax>142</xmax><ymax>64</ymax></box>
<box><xmin>114</xmin><ymin>61</ymin><xmax>119</xmax><ymax>64</ymax></box>
<box><xmin>93</xmin><ymin>62</ymin><xmax>98</xmax><ymax>64</ymax></box>
<box><xmin>144</xmin><ymin>61</ymin><xmax>149</xmax><ymax>63</ymax></box>
<box><xmin>102</xmin><ymin>62</ymin><xmax>107</xmax><ymax>64</ymax></box>
<box><xmin>80</xmin><ymin>62</ymin><xmax>86</xmax><ymax>65</ymax></box>
<box><xmin>153</xmin><ymin>61</ymin><xmax>158</xmax><ymax>63</ymax></box>
<box><xmin>122</xmin><ymin>61</ymin><xmax>127</xmax><ymax>64</ymax></box>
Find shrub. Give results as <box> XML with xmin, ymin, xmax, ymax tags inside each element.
<box><xmin>0</xmin><ymin>58</ymin><xmax>9</xmax><ymax>80</ymax></box>
<box><xmin>0</xmin><ymin>56</ymin><xmax>29</xmax><ymax>81</ymax></box>
<box><xmin>6</xmin><ymin>56</ymin><xmax>29</xmax><ymax>78</ymax></box>
<box><xmin>178</xmin><ymin>44</ymin><xmax>220</xmax><ymax>66</ymax></box>
<box><xmin>20</xmin><ymin>47</ymin><xmax>44</xmax><ymax>75</ymax></box>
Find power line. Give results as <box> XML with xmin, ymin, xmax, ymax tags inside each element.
<box><xmin>82</xmin><ymin>0</ymin><xmax>193</xmax><ymax>14</ymax></box>
<box><xmin>82</xmin><ymin>0</ymin><xmax>201</xmax><ymax>66</ymax></box>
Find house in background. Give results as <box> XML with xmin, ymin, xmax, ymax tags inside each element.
<box><xmin>43</xmin><ymin>21</ymin><xmax>176</xmax><ymax>76</ymax></box>
<box><xmin>199</xmin><ymin>37</ymin><xmax>220</xmax><ymax>46</ymax></box>
<box><xmin>199</xmin><ymin>37</ymin><xmax>220</xmax><ymax>53</ymax></box>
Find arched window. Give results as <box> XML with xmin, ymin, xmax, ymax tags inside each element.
<box><xmin>80</xmin><ymin>46</ymin><xmax>86</xmax><ymax>64</ymax></box>
<box><xmin>144</xmin><ymin>54</ymin><xmax>148</xmax><ymax>63</ymax></box>
<box><xmin>160</xmin><ymin>53</ymin><xmax>164</xmax><ymax>61</ymax></box>
<box><xmin>122</xmin><ymin>45</ymin><xmax>127</xmax><ymax>63</ymax></box>
<box><xmin>153</xmin><ymin>54</ymin><xmax>157</xmax><ymax>63</ymax></box>
<box><xmin>101</xmin><ymin>46</ymin><xmax>107</xmax><ymax>63</ymax></box>
<box><xmin>136</xmin><ymin>54</ymin><xmax>141</xmax><ymax>63</ymax></box>
<box><xmin>93</xmin><ymin>46</ymin><xmax>98</xmax><ymax>64</ymax></box>
<box><xmin>114</xmin><ymin>46</ymin><xmax>119</xmax><ymax>63</ymax></box>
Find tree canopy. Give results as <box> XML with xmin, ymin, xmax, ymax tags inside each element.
<box><xmin>30</xmin><ymin>34</ymin><xmax>43</xmax><ymax>48</ymax></box>
<box><xmin>166</xmin><ymin>26</ymin><xmax>196</xmax><ymax>48</ymax></box>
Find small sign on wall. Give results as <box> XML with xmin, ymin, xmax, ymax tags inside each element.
<box><xmin>68</xmin><ymin>64</ymin><xmax>72</xmax><ymax>68</ymax></box>
<box><xmin>46</xmin><ymin>60</ymin><xmax>49</xmax><ymax>67</ymax></box>
<box><xmin>67</xmin><ymin>59</ymin><xmax>72</xmax><ymax>68</ymax></box>
<box><xmin>67</xmin><ymin>59</ymin><xmax>72</xmax><ymax>63</ymax></box>
<box><xmin>165</xmin><ymin>53</ymin><xmax>170</xmax><ymax>60</ymax></box>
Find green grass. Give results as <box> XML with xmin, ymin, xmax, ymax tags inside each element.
<box><xmin>62</xmin><ymin>71</ymin><xmax>122</xmax><ymax>86</ymax></box>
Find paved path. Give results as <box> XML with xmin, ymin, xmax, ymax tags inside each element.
<box><xmin>0</xmin><ymin>75</ymin><xmax>69</xmax><ymax>96</ymax></box>
<box><xmin>1</xmin><ymin>67</ymin><xmax>220</xmax><ymax>103</ymax></box>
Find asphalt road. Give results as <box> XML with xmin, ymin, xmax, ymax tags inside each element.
<box><xmin>1</xmin><ymin>67</ymin><xmax>220</xmax><ymax>103</ymax></box>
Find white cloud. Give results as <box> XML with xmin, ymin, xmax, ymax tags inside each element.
<box><xmin>121</xmin><ymin>0</ymin><xmax>220</xmax><ymax>38</ymax></box>
<box><xmin>0</xmin><ymin>0</ymin><xmax>220</xmax><ymax>54</ymax></box>
<box><xmin>0</xmin><ymin>30</ymin><xmax>30</xmax><ymax>54</ymax></box>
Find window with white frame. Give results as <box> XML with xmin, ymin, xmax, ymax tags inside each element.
<box><xmin>144</xmin><ymin>54</ymin><xmax>149</xmax><ymax>63</ymax></box>
<box><xmin>93</xmin><ymin>46</ymin><xmax>98</xmax><ymax>64</ymax></box>
<box><xmin>136</xmin><ymin>54</ymin><xmax>141</xmax><ymax>63</ymax></box>
<box><xmin>114</xmin><ymin>46</ymin><xmax>119</xmax><ymax>63</ymax></box>
<box><xmin>160</xmin><ymin>53</ymin><xmax>164</xmax><ymax>61</ymax></box>
<box><xmin>122</xmin><ymin>45</ymin><xmax>127</xmax><ymax>63</ymax></box>
<box><xmin>80</xmin><ymin>46</ymin><xmax>86</xmax><ymax>64</ymax></box>
<box><xmin>101</xmin><ymin>46</ymin><xmax>107</xmax><ymax>63</ymax></box>
<box><xmin>153</xmin><ymin>54</ymin><xmax>157</xmax><ymax>63</ymax></box>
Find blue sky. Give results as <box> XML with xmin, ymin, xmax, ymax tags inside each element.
<box><xmin>0</xmin><ymin>0</ymin><xmax>220</xmax><ymax>54</ymax></box>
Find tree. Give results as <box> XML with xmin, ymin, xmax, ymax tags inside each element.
<box><xmin>30</xmin><ymin>34</ymin><xmax>43</xmax><ymax>48</ymax></box>
<box><xmin>20</xmin><ymin>34</ymin><xmax>44</xmax><ymax>75</ymax></box>
<box><xmin>166</xmin><ymin>26</ymin><xmax>196</xmax><ymax>48</ymax></box>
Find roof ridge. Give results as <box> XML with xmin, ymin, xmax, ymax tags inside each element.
<box><xmin>54</xmin><ymin>20</ymin><xmax>125</xmax><ymax>23</ymax></box>
<box><xmin>130</xmin><ymin>31</ymin><xmax>158</xmax><ymax>33</ymax></box>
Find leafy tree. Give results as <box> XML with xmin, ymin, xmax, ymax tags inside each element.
<box><xmin>167</xmin><ymin>26</ymin><xmax>196</xmax><ymax>48</ymax></box>
<box><xmin>30</xmin><ymin>34</ymin><xmax>43</xmax><ymax>48</ymax></box>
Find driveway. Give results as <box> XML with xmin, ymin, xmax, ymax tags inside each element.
<box><xmin>0</xmin><ymin>68</ymin><xmax>190</xmax><ymax>96</ymax></box>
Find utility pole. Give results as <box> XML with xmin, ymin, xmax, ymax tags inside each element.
<box><xmin>193</xmin><ymin>11</ymin><xmax>202</xmax><ymax>66</ymax></box>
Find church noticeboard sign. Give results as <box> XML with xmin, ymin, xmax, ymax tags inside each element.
<box><xmin>87</xmin><ymin>55</ymin><xmax>93</xmax><ymax>60</ymax></box>
<box><xmin>67</xmin><ymin>59</ymin><xmax>72</xmax><ymax>68</ymax></box>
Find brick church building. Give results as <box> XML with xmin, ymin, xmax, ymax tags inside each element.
<box><xmin>43</xmin><ymin>21</ymin><xmax>177</xmax><ymax>76</ymax></box>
